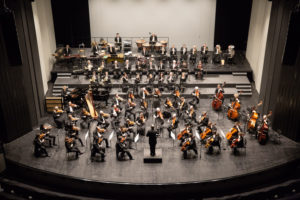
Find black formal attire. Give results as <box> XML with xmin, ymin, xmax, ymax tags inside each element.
<box><xmin>91</xmin><ymin>45</ymin><xmax>100</xmax><ymax>56</ymax></box>
<box><xmin>116</xmin><ymin>141</ymin><xmax>133</xmax><ymax>160</ymax></box>
<box><xmin>33</xmin><ymin>136</ymin><xmax>48</xmax><ymax>157</ymax></box>
<box><xmin>63</xmin><ymin>47</ymin><xmax>72</xmax><ymax>56</ymax></box>
<box><xmin>198</xmin><ymin>115</ymin><xmax>209</xmax><ymax>132</ymax></box>
<box><xmin>190</xmin><ymin>49</ymin><xmax>197</xmax><ymax>64</ymax></box>
<box><xmin>115</xmin><ymin>36</ymin><xmax>122</xmax><ymax>51</ymax></box>
<box><xmin>149</xmin><ymin>35</ymin><xmax>158</xmax><ymax>45</ymax></box>
<box><xmin>147</xmin><ymin>129</ymin><xmax>158</xmax><ymax>156</ymax></box>
<box><xmin>142</xmin><ymin>49</ymin><xmax>149</xmax><ymax>57</ymax></box>
<box><xmin>65</xmin><ymin>140</ymin><xmax>81</xmax><ymax>158</ymax></box>
<box><xmin>108</xmin><ymin>46</ymin><xmax>116</xmax><ymax>55</ymax></box>
<box><xmin>201</xmin><ymin>46</ymin><xmax>209</xmax><ymax>63</ymax></box>
<box><xmin>170</xmin><ymin>47</ymin><xmax>177</xmax><ymax>61</ymax></box>
<box><xmin>180</xmin><ymin>47</ymin><xmax>188</xmax><ymax>61</ymax></box>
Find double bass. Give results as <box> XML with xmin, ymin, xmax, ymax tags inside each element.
<box><xmin>212</xmin><ymin>82</ymin><xmax>225</xmax><ymax>110</ymax></box>
<box><xmin>227</xmin><ymin>93</ymin><xmax>241</xmax><ymax>120</ymax></box>
<box><xmin>257</xmin><ymin>111</ymin><xmax>272</xmax><ymax>144</ymax></box>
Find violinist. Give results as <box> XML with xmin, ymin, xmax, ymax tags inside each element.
<box><xmin>112</xmin><ymin>61</ymin><xmax>121</xmax><ymax>79</ymax></box>
<box><xmin>53</xmin><ymin>106</ymin><xmax>65</xmax><ymax>128</ymax></box>
<box><xmin>116</xmin><ymin>134</ymin><xmax>134</xmax><ymax>160</ymax></box>
<box><xmin>191</xmin><ymin>86</ymin><xmax>201</xmax><ymax>105</ymax></box>
<box><xmin>147</xmin><ymin>73</ymin><xmax>155</xmax><ymax>84</ymax></box>
<box><xmin>33</xmin><ymin>133</ymin><xmax>49</xmax><ymax>157</ymax></box>
<box><xmin>65</xmin><ymin>136</ymin><xmax>82</xmax><ymax>159</ymax></box>
<box><xmin>40</xmin><ymin>124</ymin><xmax>56</xmax><ymax>147</ymax></box>
<box><xmin>170</xmin><ymin>45</ymin><xmax>177</xmax><ymax>61</ymax></box>
<box><xmin>113</xmin><ymin>93</ymin><xmax>124</xmax><ymax>108</ymax></box>
<box><xmin>94</xmin><ymin>126</ymin><xmax>110</xmax><ymax>148</ymax></box>
<box><xmin>103</xmin><ymin>71</ymin><xmax>110</xmax><ymax>84</ymax></box>
<box><xmin>167</xmin><ymin>71</ymin><xmax>175</xmax><ymax>84</ymax></box>
<box><xmin>140</xmin><ymin>98</ymin><xmax>148</xmax><ymax>113</ymax></box>
<box><xmin>185</xmin><ymin>106</ymin><xmax>197</xmax><ymax>123</ymax></box>
<box><xmin>91</xmin><ymin>134</ymin><xmax>106</xmax><ymax>162</ymax></box>
<box><xmin>177</xmin><ymin>97</ymin><xmax>188</xmax><ymax>117</ymax></box>
<box><xmin>181</xmin><ymin>136</ymin><xmax>198</xmax><ymax>159</ymax></box>
<box><xmin>80</xmin><ymin>108</ymin><xmax>91</xmax><ymax>128</ymax></box>
<box><xmin>197</xmin><ymin>111</ymin><xmax>209</xmax><ymax>132</ymax></box>
<box><xmin>66</xmin><ymin>101</ymin><xmax>78</xmax><ymax>114</ymax></box>
<box><xmin>154</xmin><ymin>108</ymin><xmax>164</xmax><ymax>125</ymax></box>
<box><xmin>200</xmin><ymin>122</ymin><xmax>215</xmax><ymax>142</ymax></box>
<box><xmin>66</xmin><ymin>114</ymin><xmax>84</xmax><ymax>147</ymax></box>
<box><xmin>153</xmin><ymin>88</ymin><xmax>162</xmax><ymax>99</ymax></box>
<box><xmin>97</xmin><ymin>111</ymin><xmax>110</xmax><ymax>129</ymax></box>
<box><xmin>128</xmin><ymin>91</ymin><xmax>135</xmax><ymax>101</ymax></box>
<box><xmin>141</xmin><ymin>87</ymin><xmax>150</xmax><ymax>99</ymax></box>
<box><xmin>180</xmin><ymin>44</ymin><xmax>188</xmax><ymax>61</ymax></box>
<box><xmin>135</xmin><ymin>72</ymin><xmax>141</xmax><ymax>84</ymax></box>
<box><xmin>125</xmin><ymin>99</ymin><xmax>136</xmax><ymax>121</ymax></box>
<box><xmin>135</xmin><ymin>112</ymin><xmax>146</xmax><ymax>135</ymax></box>
<box><xmin>190</xmin><ymin>45</ymin><xmax>197</xmax><ymax>65</ymax></box>
<box><xmin>111</xmin><ymin>104</ymin><xmax>121</xmax><ymax>120</ymax></box>
<box><xmin>171</xmin><ymin>60</ymin><xmax>177</xmax><ymax>70</ymax></box>
<box><xmin>168</xmin><ymin>114</ymin><xmax>179</xmax><ymax>138</ymax></box>
<box><xmin>147</xmin><ymin>125</ymin><xmax>159</xmax><ymax>156</ymax></box>
<box><xmin>164</xmin><ymin>97</ymin><xmax>174</xmax><ymax>109</ymax></box>
<box><xmin>180</xmin><ymin>70</ymin><xmax>188</xmax><ymax>83</ymax></box>
<box><xmin>177</xmin><ymin>124</ymin><xmax>192</xmax><ymax>146</ymax></box>
<box><xmin>173</xmin><ymin>88</ymin><xmax>181</xmax><ymax>102</ymax></box>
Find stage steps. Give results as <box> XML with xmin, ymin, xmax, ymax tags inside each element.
<box><xmin>57</xmin><ymin>72</ymin><xmax>72</xmax><ymax>78</ymax></box>
<box><xmin>233</xmin><ymin>72</ymin><xmax>252</xmax><ymax>96</ymax></box>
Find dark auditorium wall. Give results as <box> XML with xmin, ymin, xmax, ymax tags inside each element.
<box><xmin>260</xmin><ymin>0</ymin><xmax>300</xmax><ymax>141</ymax></box>
<box><xmin>214</xmin><ymin>0</ymin><xmax>252</xmax><ymax>51</ymax></box>
<box><xmin>51</xmin><ymin>0</ymin><xmax>91</xmax><ymax>48</ymax></box>
<box><xmin>0</xmin><ymin>0</ymin><xmax>45</xmax><ymax>142</ymax></box>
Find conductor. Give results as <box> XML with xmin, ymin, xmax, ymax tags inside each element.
<box><xmin>146</xmin><ymin>125</ymin><xmax>159</xmax><ymax>156</ymax></box>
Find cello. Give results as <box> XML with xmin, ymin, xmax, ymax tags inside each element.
<box><xmin>257</xmin><ymin>111</ymin><xmax>272</xmax><ymax>144</ymax></box>
<box><xmin>212</xmin><ymin>82</ymin><xmax>225</xmax><ymax>110</ymax></box>
<box><xmin>227</xmin><ymin>92</ymin><xmax>241</xmax><ymax>120</ymax></box>
<box><xmin>247</xmin><ymin>101</ymin><xmax>263</xmax><ymax>131</ymax></box>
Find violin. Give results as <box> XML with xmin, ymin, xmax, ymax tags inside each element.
<box><xmin>142</xmin><ymin>99</ymin><xmax>148</xmax><ymax>109</ymax></box>
<box><xmin>128</xmin><ymin>93</ymin><xmax>135</xmax><ymax>100</ymax></box>
<box><xmin>166</xmin><ymin>99</ymin><xmax>174</xmax><ymax>108</ymax></box>
<box><xmin>212</xmin><ymin>82</ymin><xmax>225</xmax><ymax>111</ymax></box>
<box><xmin>97</xmin><ymin>127</ymin><xmax>105</xmax><ymax>133</ymax></box>
<box><xmin>181</xmin><ymin>139</ymin><xmax>191</xmax><ymax>151</ymax></box>
<box><xmin>247</xmin><ymin>101</ymin><xmax>263</xmax><ymax>130</ymax></box>
<box><xmin>200</xmin><ymin>124</ymin><xmax>215</xmax><ymax>140</ymax></box>
<box><xmin>172</xmin><ymin>117</ymin><xmax>177</xmax><ymax>128</ymax></box>
<box><xmin>205</xmin><ymin>135</ymin><xmax>215</xmax><ymax>148</ymax></box>
<box><xmin>177</xmin><ymin>128</ymin><xmax>189</xmax><ymax>140</ymax></box>
<box><xmin>226</xmin><ymin>127</ymin><xmax>238</xmax><ymax>140</ymax></box>
<box><xmin>175</xmin><ymin>90</ymin><xmax>180</xmax><ymax>98</ymax></box>
<box><xmin>55</xmin><ymin>108</ymin><xmax>64</xmax><ymax>113</ymax></box>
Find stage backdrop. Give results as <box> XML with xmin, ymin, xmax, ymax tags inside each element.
<box><xmin>88</xmin><ymin>0</ymin><xmax>216</xmax><ymax>49</ymax></box>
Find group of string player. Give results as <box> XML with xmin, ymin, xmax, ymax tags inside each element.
<box><xmin>34</xmin><ymin>33</ymin><xmax>271</xmax><ymax>160</ymax></box>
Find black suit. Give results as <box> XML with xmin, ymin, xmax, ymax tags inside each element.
<box><xmin>115</xmin><ymin>36</ymin><xmax>122</xmax><ymax>51</ymax></box>
<box><xmin>149</xmin><ymin>35</ymin><xmax>158</xmax><ymax>45</ymax></box>
<box><xmin>108</xmin><ymin>46</ymin><xmax>116</xmax><ymax>55</ymax></box>
<box><xmin>180</xmin><ymin>47</ymin><xmax>188</xmax><ymax>60</ymax></box>
<box><xmin>63</xmin><ymin>48</ymin><xmax>72</xmax><ymax>56</ymax></box>
<box><xmin>142</xmin><ymin>49</ymin><xmax>149</xmax><ymax>57</ymax></box>
<box><xmin>147</xmin><ymin>129</ymin><xmax>158</xmax><ymax>156</ymax></box>
<box><xmin>91</xmin><ymin>46</ymin><xmax>99</xmax><ymax>56</ymax></box>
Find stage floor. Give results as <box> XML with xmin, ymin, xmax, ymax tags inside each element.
<box><xmin>4</xmin><ymin>97</ymin><xmax>300</xmax><ymax>185</ymax></box>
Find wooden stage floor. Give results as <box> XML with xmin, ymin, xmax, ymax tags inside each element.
<box><xmin>4</xmin><ymin>98</ymin><xmax>300</xmax><ymax>185</ymax></box>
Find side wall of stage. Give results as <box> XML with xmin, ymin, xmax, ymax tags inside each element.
<box><xmin>246</xmin><ymin>0</ymin><xmax>272</xmax><ymax>93</ymax></box>
<box><xmin>32</xmin><ymin>0</ymin><xmax>56</xmax><ymax>94</ymax></box>
<box><xmin>88</xmin><ymin>0</ymin><xmax>216</xmax><ymax>49</ymax></box>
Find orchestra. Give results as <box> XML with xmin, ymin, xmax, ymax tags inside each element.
<box><xmin>43</xmin><ymin>33</ymin><xmax>272</xmax><ymax>163</ymax></box>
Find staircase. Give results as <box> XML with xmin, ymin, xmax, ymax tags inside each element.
<box><xmin>233</xmin><ymin>72</ymin><xmax>252</xmax><ymax>96</ymax></box>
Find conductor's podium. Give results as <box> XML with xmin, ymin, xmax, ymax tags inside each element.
<box><xmin>144</xmin><ymin>148</ymin><xmax>162</xmax><ymax>163</ymax></box>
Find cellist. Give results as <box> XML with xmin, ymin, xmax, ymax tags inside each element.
<box><xmin>212</xmin><ymin>83</ymin><xmax>225</xmax><ymax>110</ymax></box>
<box><xmin>226</xmin><ymin>122</ymin><xmax>242</xmax><ymax>143</ymax></box>
<box><xmin>227</xmin><ymin>93</ymin><xmax>241</xmax><ymax>120</ymax></box>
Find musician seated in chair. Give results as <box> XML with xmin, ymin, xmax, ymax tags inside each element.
<box><xmin>142</xmin><ymin>46</ymin><xmax>150</xmax><ymax>57</ymax></box>
<box><xmin>91</xmin><ymin>134</ymin><xmax>106</xmax><ymax>162</ymax></box>
<box><xmin>201</xmin><ymin>43</ymin><xmax>209</xmax><ymax>63</ymax></box>
<box><xmin>63</xmin><ymin>44</ymin><xmax>72</xmax><ymax>56</ymax></box>
<box><xmin>125</xmin><ymin>99</ymin><xmax>136</xmax><ymax>121</ymax></box>
<box><xmin>114</xmin><ymin>33</ymin><xmax>122</xmax><ymax>51</ymax></box>
<box><xmin>116</xmin><ymin>135</ymin><xmax>134</xmax><ymax>160</ymax></box>
<box><xmin>40</xmin><ymin>124</ymin><xmax>56</xmax><ymax>147</ymax></box>
<box><xmin>181</xmin><ymin>136</ymin><xmax>198</xmax><ymax>159</ymax></box>
<box><xmin>91</xmin><ymin>41</ymin><xmax>100</xmax><ymax>56</ymax></box>
<box><xmin>33</xmin><ymin>133</ymin><xmax>49</xmax><ymax>157</ymax></box>
<box><xmin>97</xmin><ymin>111</ymin><xmax>110</xmax><ymax>129</ymax></box>
<box><xmin>215</xmin><ymin>84</ymin><xmax>225</xmax><ymax>102</ymax></box>
<box><xmin>185</xmin><ymin>106</ymin><xmax>197</xmax><ymax>124</ymax></box>
<box><xmin>170</xmin><ymin>45</ymin><xmax>177</xmax><ymax>61</ymax></box>
<box><xmin>123</xmin><ymin>59</ymin><xmax>131</xmax><ymax>75</ymax></box>
<box><xmin>53</xmin><ymin>106</ymin><xmax>65</xmax><ymax>129</ymax></box>
<box><xmin>180</xmin><ymin>44</ymin><xmax>188</xmax><ymax>61</ymax></box>
<box><xmin>121</xmin><ymin>72</ymin><xmax>129</xmax><ymax>83</ymax></box>
<box><xmin>195</xmin><ymin>61</ymin><xmax>204</xmax><ymax>80</ymax></box>
<box><xmin>168</xmin><ymin>114</ymin><xmax>179</xmax><ymax>138</ymax></box>
<box><xmin>108</xmin><ymin>44</ymin><xmax>116</xmax><ymax>55</ymax></box>
<box><xmin>94</xmin><ymin>126</ymin><xmax>110</xmax><ymax>148</ymax></box>
<box><xmin>197</xmin><ymin>111</ymin><xmax>209</xmax><ymax>132</ymax></box>
<box><xmin>213</xmin><ymin>44</ymin><xmax>222</xmax><ymax>64</ymax></box>
<box><xmin>225</xmin><ymin>45</ymin><xmax>235</xmax><ymax>64</ymax></box>
<box><xmin>65</xmin><ymin>136</ymin><xmax>83</xmax><ymax>159</ymax></box>
<box><xmin>190</xmin><ymin>45</ymin><xmax>197</xmax><ymax>65</ymax></box>
<box><xmin>191</xmin><ymin>86</ymin><xmax>201</xmax><ymax>105</ymax></box>
<box><xmin>111</xmin><ymin>104</ymin><xmax>122</xmax><ymax>121</ymax></box>
<box><xmin>66</xmin><ymin>114</ymin><xmax>84</xmax><ymax>147</ymax></box>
